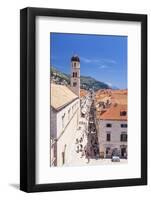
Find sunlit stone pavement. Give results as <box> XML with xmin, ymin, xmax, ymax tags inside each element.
<box><xmin>65</xmin><ymin>115</ymin><xmax>127</xmax><ymax>167</ymax></box>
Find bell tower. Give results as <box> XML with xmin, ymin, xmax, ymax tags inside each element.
<box><xmin>70</xmin><ymin>55</ymin><xmax>80</xmax><ymax>97</ymax></box>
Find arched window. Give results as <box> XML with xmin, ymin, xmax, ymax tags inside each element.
<box><xmin>74</xmin><ymin>62</ymin><xmax>76</xmax><ymax>67</ymax></box>
<box><xmin>73</xmin><ymin>72</ymin><xmax>77</xmax><ymax>77</ymax></box>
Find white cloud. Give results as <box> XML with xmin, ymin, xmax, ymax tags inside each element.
<box><xmin>102</xmin><ymin>58</ymin><xmax>117</xmax><ymax>64</ymax></box>
<box><xmin>80</xmin><ymin>57</ymin><xmax>100</xmax><ymax>63</ymax></box>
<box><xmin>106</xmin><ymin>82</ymin><xmax>112</xmax><ymax>87</ymax></box>
<box><xmin>99</xmin><ymin>65</ymin><xmax>108</xmax><ymax>69</ymax></box>
<box><xmin>80</xmin><ymin>57</ymin><xmax>92</xmax><ymax>63</ymax></box>
<box><xmin>80</xmin><ymin>56</ymin><xmax>117</xmax><ymax>66</ymax></box>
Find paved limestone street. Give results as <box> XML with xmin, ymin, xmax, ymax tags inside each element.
<box><xmin>65</xmin><ymin>95</ymin><xmax>91</xmax><ymax>166</ymax></box>
<box><xmin>65</xmin><ymin>91</ymin><xmax>127</xmax><ymax>167</ymax></box>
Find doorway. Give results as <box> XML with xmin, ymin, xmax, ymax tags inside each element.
<box><xmin>121</xmin><ymin>147</ymin><xmax>127</xmax><ymax>158</ymax></box>
<box><xmin>62</xmin><ymin>144</ymin><xmax>67</xmax><ymax>165</ymax></box>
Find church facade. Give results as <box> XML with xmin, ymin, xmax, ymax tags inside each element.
<box><xmin>50</xmin><ymin>56</ymin><xmax>81</xmax><ymax>167</ymax></box>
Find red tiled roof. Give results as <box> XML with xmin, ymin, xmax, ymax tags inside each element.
<box><xmin>99</xmin><ymin>104</ymin><xmax>127</xmax><ymax>121</ymax></box>
<box><xmin>80</xmin><ymin>89</ymin><xmax>88</xmax><ymax>98</ymax></box>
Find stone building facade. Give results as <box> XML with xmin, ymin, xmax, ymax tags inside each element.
<box><xmin>96</xmin><ymin>104</ymin><xmax>127</xmax><ymax>158</ymax></box>
<box><xmin>50</xmin><ymin>55</ymin><xmax>81</xmax><ymax>167</ymax></box>
<box><xmin>50</xmin><ymin>84</ymin><xmax>80</xmax><ymax>166</ymax></box>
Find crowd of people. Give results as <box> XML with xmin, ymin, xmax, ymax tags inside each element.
<box><xmin>75</xmin><ymin>99</ymin><xmax>100</xmax><ymax>163</ymax></box>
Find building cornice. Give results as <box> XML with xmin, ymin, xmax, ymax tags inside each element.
<box><xmin>51</xmin><ymin>97</ymin><xmax>79</xmax><ymax>112</ymax></box>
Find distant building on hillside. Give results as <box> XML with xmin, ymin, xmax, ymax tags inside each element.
<box><xmin>96</xmin><ymin>104</ymin><xmax>127</xmax><ymax>159</ymax></box>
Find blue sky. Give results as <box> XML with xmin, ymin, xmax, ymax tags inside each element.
<box><xmin>50</xmin><ymin>33</ymin><xmax>127</xmax><ymax>89</ymax></box>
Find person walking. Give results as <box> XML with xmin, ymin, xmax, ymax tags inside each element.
<box><xmin>86</xmin><ymin>151</ymin><xmax>90</xmax><ymax>163</ymax></box>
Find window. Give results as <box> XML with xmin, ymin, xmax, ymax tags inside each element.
<box><xmin>62</xmin><ymin>114</ymin><xmax>65</xmax><ymax>129</ymax></box>
<box><xmin>106</xmin><ymin>133</ymin><xmax>111</xmax><ymax>141</ymax></box>
<box><xmin>120</xmin><ymin>133</ymin><xmax>127</xmax><ymax>142</ymax></box>
<box><xmin>73</xmin><ymin>72</ymin><xmax>77</xmax><ymax>77</ymax></box>
<box><xmin>68</xmin><ymin>109</ymin><xmax>70</xmax><ymax>120</ymax></box>
<box><xmin>62</xmin><ymin>152</ymin><xmax>65</xmax><ymax>165</ymax></box>
<box><xmin>121</xmin><ymin>124</ymin><xmax>127</xmax><ymax>128</ymax></box>
<box><xmin>120</xmin><ymin>111</ymin><xmax>127</xmax><ymax>116</ymax></box>
<box><xmin>73</xmin><ymin>82</ymin><xmax>77</xmax><ymax>87</ymax></box>
<box><xmin>74</xmin><ymin>62</ymin><xmax>76</xmax><ymax>68</ymax></box>
<box><xmin>106</xmin><ymin>123</ymin><xmax>112</xmax><ymax>127</ymax></box>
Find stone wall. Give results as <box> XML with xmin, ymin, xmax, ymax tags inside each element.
<box><xmin>50</xmin><ymin>98</ymin><xmax>80</xmax><ymax>166</ymax></box>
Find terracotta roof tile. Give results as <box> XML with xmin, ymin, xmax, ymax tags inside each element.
<box><xmin>99</xmin><ymin>104</ymin><xmax>127</xmax><ymax>121</ymax></box>
<box><xmin>80</xmin><ymin>89</ymin><xmax>88</xmax><ymax>98</ymax></box>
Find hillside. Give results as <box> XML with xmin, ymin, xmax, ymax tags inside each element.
<box><xmin>50</xmin><ymin>66</ymin><xmax>110</xmax><ymax>91</ymax></box>
<box><xmin>80</xmin><ymin>75</ymin><xmax>110</xmax><ymax>90</ymax></box>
